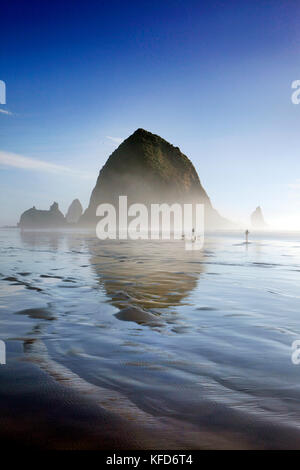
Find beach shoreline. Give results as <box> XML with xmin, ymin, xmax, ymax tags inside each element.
<box><xmin>1</xmin><ymin>230</ymin><xmax>300</xmax><ymax>449</ymax></box>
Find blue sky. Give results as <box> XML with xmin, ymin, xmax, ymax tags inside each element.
<box><xmin>1</xmin><ymin>0</ymin><xmax>300</xmax><ymax>228</ymax></box>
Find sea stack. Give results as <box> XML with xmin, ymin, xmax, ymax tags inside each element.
<box><xmin>18</xmin><ymin>202</ymin><xmax>65</xmax><ymax>229</ymax></box>
<box><xmin>81</xmin><ymin>128</ymin><xmax>231</xmax><ymax>229</ymax></box>
<box><xmin>66</xmin><ymin>199</ymin><xmax>83</xmax><ymax>224</ymax></box>
<box><xmin>251</xmin><ymin>206</ymin><xmax>267</xmax><ymax>229</ymax></box>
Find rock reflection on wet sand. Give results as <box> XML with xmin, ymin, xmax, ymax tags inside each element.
<box><xmin>1</xmin><ymin>229</ymin><xmax>300</xmax><ymax>449</ymax></box>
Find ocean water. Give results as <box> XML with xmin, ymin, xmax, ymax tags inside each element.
<box><xmin>1</xmin><ymin>228</ymin><xmax>300</xmax><ymax>448</ymax></box>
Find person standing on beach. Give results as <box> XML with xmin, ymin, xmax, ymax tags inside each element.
<box><xmin>245</xmin><ymin>229</ymin><xmax>249</xmax><ymax>243</ymax></box>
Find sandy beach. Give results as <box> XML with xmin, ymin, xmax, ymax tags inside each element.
<box><xmin>1</xmin><ymin>229</ymin><xmax>300</xmax><ymax>449</ymax></box>
<box><xmin>2</xmin><ymin>346</ymin><xmax>300</xmax><ymax>450</ymax></box>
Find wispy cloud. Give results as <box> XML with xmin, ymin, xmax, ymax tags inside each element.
<box><xmin>106</xmin><ymin>136</ymin><xmax>123</xmax><ymax>144</ymax></box>
<box><xmin>0</xmin><ymin>150</ymin><xmax>94</xmax><ymax>179</ymax></box>
<box><xmin>0</xmin><ymin>108</ymin><xmax>13</xmax><ymax>115</ymax></box>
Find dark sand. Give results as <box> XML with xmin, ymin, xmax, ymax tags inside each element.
<box><xmin>0</xmin><ymin>357</ymin><xmax>167</xmax><ymax>450</ymax></box>
<box><xmin>2</xmin><ymin>346</ymin><xmax>300</xmax><ymax>450</ymax></box>
<box><xmin>1</xmin><ymin>357</ymin><xmax>241</xmax><ymax>450</ymax></box>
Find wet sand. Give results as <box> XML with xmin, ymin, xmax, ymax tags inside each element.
<box><xmin>0</xmin><ymin>354</ymin><xmax>242</xmax><ymax>450</ymax></box>
<box><xmin>0</xmin><ymin>360</ymin><xmax>146</xmax><ymax>450</ymax></box>
<box><xmin>2</xmin><ymin>344</ymin><xmax>300</xmax><ymax>450</ymax></box>
<box><xmin>2</xmin><ymin>230</ymin><xmax>300</xmax><ymax>449</ymax></box>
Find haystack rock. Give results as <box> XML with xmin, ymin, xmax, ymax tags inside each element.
<box><xmin>66</xmin><ymin>199</ymin><xmax>83</xmax><ymax>224</ymax></box>
<box><xmin>251</xmin><ymin>206</ymin><xmax>267</xmax><ymax>229</ymax></box>
<box><xmin>19</xmin><ymin>202</ymin><xmax>65</xmax><ymax>229</ymax></box>
<box><xmin>81</xmin><ymin>128</ymin><xmax>232</xmax><ymax>229</ymax></box>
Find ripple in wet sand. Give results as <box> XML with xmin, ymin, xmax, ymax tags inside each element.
<box><xmin>15</xmin><ymin>307</ymin><xmax>56</xmax><ymax>321</ymax></box>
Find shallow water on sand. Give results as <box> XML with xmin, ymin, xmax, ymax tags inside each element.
<box><xmin>1</xmin><ymin>228</ymin><xmax>300</xmax><ymax>448</ymax></box>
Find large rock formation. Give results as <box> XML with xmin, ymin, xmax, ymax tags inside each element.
<box><xmin>19</xmin><ymin>202</ymin><xmax>65</xmax><ymax>229</ymax></box>
<box><xmin>81</xmin><ymin>128</ymin><xmax>231</xmax><ymax>229</ymax></box>
<box><xmin>251</xmin><ymin>206</ymin><xmax>267</xmax><ymax>229</ymax></box>
<box><xmin>66</xmin><ymin>199</ymin><xmax>83</xmax><ymax>224</ymax></box>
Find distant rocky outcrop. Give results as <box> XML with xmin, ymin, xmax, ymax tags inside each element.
<box><xmin>251</xmin><ymin>206</ymin><xmax>267</xmax><ymax>229</ymax></box>
<box><xmin>18</xmin><ymin>202</ymin><xmax>65</xmax><ymax>229</ymax></box>
<box><xmin>65</xmin><ymin>199</ymin><xmax>83</xmax><ymax>224</ymax></box>
<box><xmin>81</xmin><ymin>128</ymin><xmax>232</xmax><ymax>229</ymax></box>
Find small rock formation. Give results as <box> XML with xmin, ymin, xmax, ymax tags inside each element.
<box><xmin>251</xmin><ymin>206</ymin><xmax>267</xmax><ymax>229</ymax></box>
<box><xmin>18</xmin><ymin>202</ymin><xmax>65</xmax><ymax>229</ymax></box>
<box><xmin>65</xmin><ymin>199</ymin><xmax>83</xmax><ymax>224</ymax></box>
<box><xmin>81</xmin><ymin>128</ymin><xmax>232</xmax><ymax>229</ymax></box>
<box><xmin>114</xmin><ymin>306</ymin><xmax>160</xmax><ymax>326</ymax></box>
